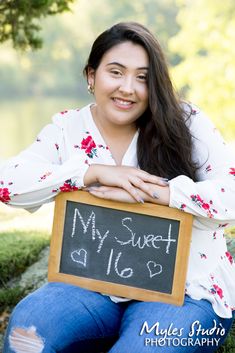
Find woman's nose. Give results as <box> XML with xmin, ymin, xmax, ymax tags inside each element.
<box><xmin>118</xmin><ymin>77</ymin><xmax>135</xmax><ymax>95</ymax></box>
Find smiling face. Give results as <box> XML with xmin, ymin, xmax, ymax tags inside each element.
<box><xmin>87</xmin><ymin>41</ymin><xmax>149</xmax><ymax>131</ymax></box>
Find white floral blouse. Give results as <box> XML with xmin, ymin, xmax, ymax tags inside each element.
<box><xmin>1</xmin><ymin>104</ymin><xmax>235</xmax><ymax>318</ymax></box>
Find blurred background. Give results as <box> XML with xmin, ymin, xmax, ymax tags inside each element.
<box><xmin>0</xmin><ymin>2</ymin><xmax>235</xmax><ymax>349</ymax></box>
<box><xmin>0</xmin><ymin>0</ymin><xmax>235</xmax><ymax>162</ymax></box>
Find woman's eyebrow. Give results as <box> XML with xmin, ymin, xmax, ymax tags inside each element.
<box><xmin>106</xmin><ymin>62</ymin><xmax>149</xmax><ymax>70</ymax></box>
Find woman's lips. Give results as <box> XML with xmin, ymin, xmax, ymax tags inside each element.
<box><xmin>112</xmin><ymin>97</ymin><xmax>135</xmax><ymax>109</ymax></box>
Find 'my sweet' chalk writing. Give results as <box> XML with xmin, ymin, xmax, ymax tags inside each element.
<box><xmin>69</xmin><ymin>207</ymin><xmax>177</xmax><ymax>282</ymax></box>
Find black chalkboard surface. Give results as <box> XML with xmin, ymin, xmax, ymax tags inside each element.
<box><xmin>48</xmin><ymin>191</ymin><xmax>193</xmax><ymax>305</ymax></box>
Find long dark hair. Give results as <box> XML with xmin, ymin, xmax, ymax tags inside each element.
<box><xmin>84</xmin><ymin>22</ymin><xmax>198</xmax><ymax>181</ymax></box>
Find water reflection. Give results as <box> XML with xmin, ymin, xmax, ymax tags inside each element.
<box><xmin>0</xmin><ymin>97</ymin><xmax>89</xmax><ymax>159</ymax></box>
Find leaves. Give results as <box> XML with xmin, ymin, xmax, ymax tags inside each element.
<box><xmin>169</xmin><ymin>0</ymin><xmax>235</xmax><ymax>140</ymax></box>
<box><xmin>0</xmin><ymin>0</ymin><xmax>74</xmax><ymax>50</ymax></box>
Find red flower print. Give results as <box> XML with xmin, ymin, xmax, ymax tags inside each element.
<box><xmin>196</xmin><ymin>194</ymin><xmax>203</xmax><ymax>203</ymax></box>
<box><xmin>225</xmin><ymin>251</ymin><xmax>233</xmax><ymax>265</ymax></box>
<box><xmin>60</xmin><ymin>110</ymin><xmax>68</xmax><ymax>115</ymax></box>
<box><xmin>190</xmin><ymin>194</ymin><xmax>218</xmax><ymax>218</ymax></box>
<box><xmin>202</xmin><ymin>203</ymin><xmax>210</xmax><ymax>210</ymax></box>
<box><xmin>0</xmin><ymin>188</ymin><xmax>11</xmax><ymax>203</ymax></box>
<box><xmin>81</xmin><ymin>135</ymin><xmax>97</xmax><ymax>158</ymax></box>
<box><xmin>39</xmin><ymin>172</ymin><xmax>52</xmax><ymax>182</ymax></box>
<box><xmin>180</xmin><ymin>203</ymin><xmax>186</xmax><ymax>211</ymax></box>
<box><xmin>81</xmin><ymin>136</ymin><xmax>96</xmax><ymax>152</ymax></box>
<box><xmin>55</xmin><ymin>143</ymin><xmax>59</xmax><ymax>150</ymax></box>
<box><xmin>0</xmin><ymin>181</ymin><xmax>3</xmax><ymax>185</ymax></box>
<box><xmin>97</xmin><ymin>144</ymin><xmax>109</xmax><ymax>150</ymax></box>
<box><xmin>213</xmin><ymin>285</ymin><xmax>223</xmax><ymax>299</ymax></box>
<box><xmin>218</xmin><ymin>223</ymin><xmax>229</xmax><ymax>228</ymax></box>
<box><xmin>221</xmin><ymin>188</ymin><xmax>225</xmax><ymax>192</ymax></box>
<box><xmin>199</xmin><ymin>253</ymin><xmax>207</xmax><ymax>259</ymax></box>
<box><xmin>59</xmin><ymin>179</ymin><xmax>79</xmax><ymax>192</ymax></box>
<box><xmin>229</xmin><ymin>167</ymin><xmax>235</xmax><ymax>176</ymax></box>
<box><xmin>205</xmin><ymin>164</ymin><xmax>212</xmax><ymax>173</ymax></box>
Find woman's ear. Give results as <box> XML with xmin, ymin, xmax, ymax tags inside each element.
<box><xmin>87</xmin><ymin>67</ymin><xmax>95</xmax><ymax>86</ymax></box>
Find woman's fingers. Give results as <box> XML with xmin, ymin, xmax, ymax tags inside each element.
<box><xmin>138</xmin><ymin>172</ymin><xmax>169</xmax><ymax>187</ymax></box>
<box><xmin>95</xmin><ymin>165</ymin><xmax>168</xmax><ymax>189</ymax></box>
<box><xmin>87</xmin><ymin>165</ymin><xmax>169</xmax><ymax>202</ymax></box>
<box><xmin>87</xmin><ymin>183</ymin><xmax>170</xmax><ymax>206</ymax></box>
<box><xmin>119</xmin><ymin>180</ymin><xmax>145</xmax><ymax>203</ymax></box>
<box><xmin>88</xmin><ymin>186</ymin><xmax>137</xmax><ymax>203</ymax></box>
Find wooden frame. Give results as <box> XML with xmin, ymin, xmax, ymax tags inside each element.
<box><xmin>48</xmin><ymin>191</ymin><xmax>193</xmax><ymax>305</ymax></box>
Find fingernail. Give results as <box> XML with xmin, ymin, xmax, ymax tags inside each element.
<box><xmin>153</xmin><ymin>192</ymin><xmax>160</xmax><ymax>199</ymax></box>
<box><xmin>139</xmin><ymin>197</ymin><xmax>145</xmax><ymax>204</ymax></box>
<box><xmin>161</xmin><ymin>178</ymin><xmax>169</xmax><ymax>184</ymax></box>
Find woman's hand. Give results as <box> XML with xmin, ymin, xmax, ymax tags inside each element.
<box><xmin>84</xmin><ymin>164</ymin><xmax>169</xmax><ymax>203</ymax></box>
<box><xmin>86</xmin><ymin>183</ymin><xmax>170</xmax><ymax>206</ymax></box>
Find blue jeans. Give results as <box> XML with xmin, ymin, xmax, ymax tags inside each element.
<box><xmin>3</xmin><ymin>282</ymin><xmax>234</xmax><ymax>353</ymax></box>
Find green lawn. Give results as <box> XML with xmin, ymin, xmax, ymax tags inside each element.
<box><xmin>0</xmin><ymin>230</ymin><xmax>50</xmax><ymax>285</ymax></box>
<box><xmin>0</xmin><ymin>203</ymin><xmax>52</xmax><ymax>309</ymax></box>
<box><xmin>0</xmin><ymin>230</ymin><xmax>50</xmax><ymax>311</ymax></box>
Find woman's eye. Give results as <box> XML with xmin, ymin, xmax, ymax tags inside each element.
<box><xmin>137</xmin><ymin>74</ymin><xmax>147</xmax><ymax>81</ymax></box>
<box><xmin>110</xmin><ymin>70</ymin><xmax>122</xmax><ymax>76</ymax></box>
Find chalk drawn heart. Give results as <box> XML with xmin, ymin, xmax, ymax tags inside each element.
<box><xmin>71</xmin><ymin>248</ymin><xmax>87</xmax><ymax>267</ymax></box>
<box><xmin>147</xmin><ymin>261</ymin><xmax>162</xmax><ymax>278</ymax></box>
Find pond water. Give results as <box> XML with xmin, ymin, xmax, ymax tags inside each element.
<box><xmin>0</xmin><ymin>97</ymin><xmax>89</xmax><ymax>160</ymax></box>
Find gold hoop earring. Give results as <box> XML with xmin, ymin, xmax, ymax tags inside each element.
<box><xmin>87</xmin><ymin>84</ymin><xmax>94</xmax><ymax>94</ymax></box>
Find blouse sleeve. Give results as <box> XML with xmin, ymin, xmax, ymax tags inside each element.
<box><xmin>169</xmin><ymin>107</ymin><xmax>235</xmax><ymax>230</ymax></box>
<box><xmin>0</xmin><ymin>112</ymin><xmax>89</xmax><ymax>211</ymax></box>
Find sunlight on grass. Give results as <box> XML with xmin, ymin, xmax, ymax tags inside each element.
<box><xmin>0</xmin><ymin>202</ymin><xmax>54</xmax><ymax>233</ymax></box>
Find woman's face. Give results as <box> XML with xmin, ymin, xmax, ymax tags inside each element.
<box><xmin>88</xmin><ymin>41</ymin><xmax>149</xmax><ymax>129</ymax></box>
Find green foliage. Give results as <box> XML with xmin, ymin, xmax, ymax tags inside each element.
<box><xmin>217</xmin><ymin>323</ymin><xmax>235</xmax><ymax>352</ymax></box>
<box><xmin>0</xmin><ymin>230</ymin><xmax>50</xmax><ymax>286</ymax></box>
<box><xmin>0</xmin><ymin>286</ymin><xmax>25</xmax><ymax>312</ymax></box>
<box><xmin>0</xmin><ymin>0</ymin><xmax>74</xmax><ymax>50</ymax></box>
<box><xmin>169</xmin><ymin>0</ymin><xmax>235</xmax><ymax>140</ymax></box>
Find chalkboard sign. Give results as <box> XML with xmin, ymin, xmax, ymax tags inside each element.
<box><xmin>48</xmin><ymin>191</ymin><xmax>193</xmax><ymax>305</ymax></box>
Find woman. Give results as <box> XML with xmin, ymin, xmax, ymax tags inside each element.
<box><xmin>1</xmin><ymin>22</ymin><xmax>235</xmax><ymax>353</ymax></box>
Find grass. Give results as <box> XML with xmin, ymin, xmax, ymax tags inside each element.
<box><xmin>0</xmin><ymin>203</ymin><xmax>52</xmax><ymax>314</ymax></box>
<box><xmin>217</xmin><ymin>325</ymin><xmax>235</xmax><ymax>353</ymax></box>
<box><xmin>0</xmin><ymin>287</ymin><xmax>25</xmax><ymax>312</ymax></box>
<box><xmin>0</xmin><ymin>230</ymin><xmax>50</xmax><ymax>287</ymax></box>
<box><xmin>0</xmin><ymin>230</ymin><xmax>50</xmax><ymax>313</ymax></box>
